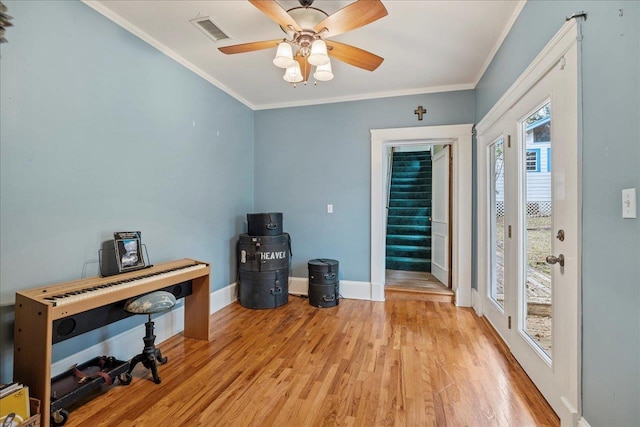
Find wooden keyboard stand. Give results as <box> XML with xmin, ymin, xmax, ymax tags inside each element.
<box><xmin>13</xmin><ymin>258</ymin><xmax>211</xmax><ymax>427</ymax></box>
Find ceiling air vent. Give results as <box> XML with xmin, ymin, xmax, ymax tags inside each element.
<box><xmin>190</xmin><ymin>17</ymin><xmax>229</xmax><ymax>42</ymax></box>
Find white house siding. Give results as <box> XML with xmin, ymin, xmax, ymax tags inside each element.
<box><xmin>495</xmin><ymin>127</ymin><xmax>551</xmax><ymax>216</ymax></box>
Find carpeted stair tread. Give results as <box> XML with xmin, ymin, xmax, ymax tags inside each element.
<box><xmin>388</xmin><ymin>207</ymin><xmax>431</xmax><ymax>216</ymax></box>
<box><xmin>392</xmin><ymin>170</ymin><xmax>431</xmax><ymax>178</ymax></box>
<box><xmin>387</xmin><ymin>215</ymin><xmax>430</xmax><ymax>226</ymax></box>
<box><xmin>386</xmin><ymin>245</ymin><xmax>432</xmax><ymax>258</ymax></box>
<box><xmin>392</xmin><ymin>160</ymin><xmax>431</xmax><ymax>167</ymax></box>
<box><xmin>387</xmin><ymin>234</ymin><xmax>431</xmax><ymax>244</ymax></box>
<box><xmin>392</xmin><ymin>177</ymin><xmax>432</xmax><ymax>185</ymax></box>
<box><xmin>390</xmin><ymin>184</ymin><xmax>431</xmax><ymax>192</ymax></box>
<box><xmin>386</xmin><ymin>224</ymin><xmax>431</xmax><ymax>235</ymax></box>
<box><xmin>389</xmin><ymin>199</ymin><xmax>432</xmax><ymax>208</ymax></box>
<box><xmin>390</xmin><ymin>191</ymin><xmax>431</xmax><ymax>199</ymax></box>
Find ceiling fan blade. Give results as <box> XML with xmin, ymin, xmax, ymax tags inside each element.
<box><xmin>249</xmin><ymin>0</ymin><xmax>302</xmax><ymax>33</ymax></box>
<box><xmin>295</xmin><ymin>55</ymin><xmax>312</xmax><ymax>83</ymax></box>
<box><xmin>325</xmin><ymin>40</ymin><xmax>384</xmax><ymax>71</ymax></box>
<box><xmin>218</xmin><ymin>39</ymin><xmax>282</xmax><ymax>55</ymax></box>
<box><xmin>314</xmin><ymin>0</ymin><xmax>388</xmax><ymax>38</ymax></box>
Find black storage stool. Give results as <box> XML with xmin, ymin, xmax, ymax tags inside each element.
<box><xmin>123</xmin><ymin>291</ymin><xmax>176</xmax><ymax>384</ymax></box>
<box><xmin>308</xmin><ymin>259</ymin><xmax>340</xmax><ymax>308</ymax></box>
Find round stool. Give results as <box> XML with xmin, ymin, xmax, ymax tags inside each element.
<box><xmin>123</xmin><ymin>291</ymin><xmax>176</xmax><ymax>384</ymax></box>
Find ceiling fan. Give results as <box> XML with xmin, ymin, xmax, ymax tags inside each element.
<box><xmin>218</xmin><ymin>0</ymin><xmax>388</xmax><ymax>85</ymax></box>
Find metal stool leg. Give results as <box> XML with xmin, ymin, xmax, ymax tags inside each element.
<box><xmin>128</xmin><ymin>314</ymin><xmax>165</xmax><ymax>384</ymax></box>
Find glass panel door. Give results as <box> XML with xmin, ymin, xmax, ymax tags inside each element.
<box><xmin>521</xmin><ymin>102</ymin><xmax>552</xmax><ymax>358</ymax></box>
<box><xmin>478</xmin><ymin>30</ymin><xmax>580</xmax><ymax>422</ymax></box>
<box><xmin>489</xmin><ymin>138</ymin><xmax>505</xmax><ymax>310</ymax></box>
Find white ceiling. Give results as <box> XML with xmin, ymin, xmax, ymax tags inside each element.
<box><xmin>84</xmin><ymin>0</ymin><xmax>525</xmax><ymax>110</ymax></box>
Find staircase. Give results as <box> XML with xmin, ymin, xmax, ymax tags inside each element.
<box><xmin>385</xmin><ymin>150</ymin><xmax>432</xmax><ymax>272</ymax></box>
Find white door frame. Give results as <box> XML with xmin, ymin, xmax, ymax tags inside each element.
<box><xmin>475</xmin><ymin>19</ymin><xmax>582</xmax><ymax>426</ymax></box>
<box><xmin>370</xmin><ymin>124</ymin><xmax>473</xmax><ymax>305</ymax></box>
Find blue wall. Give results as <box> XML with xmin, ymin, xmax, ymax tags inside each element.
<box><xmin>476</xmin><ymin>1</ymin><xmax>640</xmax><ymax>425</ymax></box>
<box><xmin>1</xmin><ymin>1</ymin><xmax>638</xmax><ymax>424</ymax></box>
<box><xmin>254</xmin><ymin>92</ymin><xmax>475</xmax><ymax>280</ymax></box>
<box><xmin>0</xmin><ymin>1</ymin><xmax>254</xmax><ymax>381</ymax></box>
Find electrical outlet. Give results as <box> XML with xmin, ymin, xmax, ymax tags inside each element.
<box><xmin>327</xmin><ymin>204</ymin><xmax>333</xmax><ymax>214</ymax></box>
<box><xmin>622</xmin><ymin>188</ymin><xmax>636</xmax><ymax>218</ymax></box>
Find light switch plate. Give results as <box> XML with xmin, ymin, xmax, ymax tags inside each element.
<box><xmin>622</xmin><ymin>188</ymin><xmax>636</xmax><ymax>218</ymax></box>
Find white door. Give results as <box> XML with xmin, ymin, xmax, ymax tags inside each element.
<box><xmin>431</xmin><ymin>146</ymin><xmax>449</xmax><ymax>285</ymax></box>
<box><xmin>477</xmin><ymin>22</ymin><xmax>581</xmax><ymax>425</ymax></box>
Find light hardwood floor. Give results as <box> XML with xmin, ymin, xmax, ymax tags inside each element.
<box><xmin>63</xmin><ymin>297</ymin><xmax>558</xmax><ymax>426</ymax></box>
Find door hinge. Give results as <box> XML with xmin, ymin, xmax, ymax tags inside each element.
<box><xmin>508</xmin><ymin>225</ymin><xmax>512</xmax><ymax>238</ymax></box>
<box><xmin>508</xmin><ymin>316</ymin><xmax>512</xmax><ymax>329</ymax></box>
<box><xmin>507</xmin><ymin>135</ymin><xmax>511</xmax><ymax>148</ymax></box>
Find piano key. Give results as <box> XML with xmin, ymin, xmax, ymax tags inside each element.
<box><xmin>47</xmin><ymin>263</ymin><xmax>207</xmax><ymax>306</ymax></box>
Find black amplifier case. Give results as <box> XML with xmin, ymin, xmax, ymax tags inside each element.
<box><xmin>247</xmin><ymin>212</ymin><xmax>283</xmax><ymax>236</ymax></box>
<box><xmin>308</xmin><ymin>259</ymin><xmax>339</xmax><ymax>308</ymax></box>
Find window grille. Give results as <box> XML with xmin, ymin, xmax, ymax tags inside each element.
<box><xmin>526</xmin><ymin>150</ymin><xmax>540</xmax><ymax>172</ymax></box>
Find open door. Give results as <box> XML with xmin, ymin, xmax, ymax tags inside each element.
<box><xmin>431</xmin><ymin>146</ymin><xmax>450</xmax><ymax>286</ymax></box>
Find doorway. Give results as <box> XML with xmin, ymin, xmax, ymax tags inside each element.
<box><xmin>384</xmin><ymin>144</ymin><xmax>452</xmax><ymax>300</ymax></box>
<box><xmin>476</xmin><ymin>19</ymin><xmax>581</xmax><ymax>425</ymax></box>
<box><xmin>370</xmin><ymin>124</ymin><xmax>473</xmax><ymax>305</ymax></box>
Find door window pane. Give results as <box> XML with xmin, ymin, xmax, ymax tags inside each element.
<box><xmin>489</xmin><ymin>138</ymin><xmax>505</xmax><ymax>310</ymax></box>
<box><xmin>522</xmin><ymin>102</ymin><xmax>552</xmax><ymax>358</ymax></box>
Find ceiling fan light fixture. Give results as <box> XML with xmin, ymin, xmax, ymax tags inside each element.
<box><xmin>313</xmin><ymin>61</ymin><xmax>334</xmax><ymax>82</ymax></box>
<box><xmin>308</xmin><ymin>39</ymin><xmax>329</xmax><ymax>66</ymax></box>
<box><xmin>219</xmin><ymin>0</ymin><xmax>388</xmax><ymax>87</ymax></box>
<box><xmin>273</xmin><ymin>42</ymin><xmax>295</xmax><ymax>68</ymax></box>
<box><xmin>282</xmin><ymin>7</ymin><xmax>328</xmax><ymax>35</ymax></box>
<box><xmin>283</xmin><ymin>62</ymin><xmax>304</xmax><ymax>83</ymax></box>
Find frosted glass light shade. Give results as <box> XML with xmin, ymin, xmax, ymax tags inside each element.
<box><xmin>314</xmin><ymin>61</ymin><xmax>334</xmax><ymax>81</ymax></box>
<box><xmin>273</xmin><ymin>43</ymin><xmax>295</xmax><ymax>68</ymax></box>
<box><xmin>308</xmin><ymin>40</ymin><xmax>329</xmax><ymax>66</ymax></box>
<box><xmin>283</xmin><ymin>62</ymin><xmax>303</xmax><ymax>83</ymax></box>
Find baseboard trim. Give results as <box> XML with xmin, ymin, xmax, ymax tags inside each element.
<box><xmin>454</xmin><ymin>283</ymin><xmax>472</xmax><ymax>307</ymax></box>
<box><xmin>560</xmin><ymin>396</ymin><xmax>580</xmax><ymax>427</ymax></box>
<box><xmin>51</xmin><ymin>282</ymin><xmax>238</xmax><ymax>376</ymax></box>
<box><xmin>471</xmin><ymin>288</ymin><xmax>482</xmax><ymax>316</ymax></box>
<box><xmin>289</xmin><ymin>277</ymin><xmax>375</xmax><ymax>301</ymax></box>
<box><xmin>577</xmin><ymin>417</ymin><xmax>591</xmax><ymax>427</ymax></box>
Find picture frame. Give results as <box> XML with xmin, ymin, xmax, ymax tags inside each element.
<box><xmin>113</xmin><ymin>231</ymin><xmax>145</xmax><ymax>272</ymax></box>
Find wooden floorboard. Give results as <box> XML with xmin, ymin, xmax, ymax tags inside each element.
<box><xmin>63</xmin><ymin>297</ymin><xmax>559</xmax><ymax>427</ymax></box>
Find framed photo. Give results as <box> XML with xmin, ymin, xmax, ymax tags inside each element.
<box><xmin>113</xmin><ymin>231</ymin><xmax>145</xmax><ymax>272</ymax></box>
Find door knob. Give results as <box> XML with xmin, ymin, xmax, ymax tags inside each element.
<box><xmin>546</xmin><ymin>254</ymin><xmax>565</xmax><ymax>267</ymax></box>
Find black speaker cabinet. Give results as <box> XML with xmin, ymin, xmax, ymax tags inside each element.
<box><xmin>51</xmin><ymin>281</ymin><xmax>192</xmax><ymax>344</ymax></box>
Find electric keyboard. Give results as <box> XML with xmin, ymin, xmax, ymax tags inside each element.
<box><xmin>13</xmin><ymin>258</ymin><xmax>212</xmax><ymax>427</ymax></box>
<box><xmin>43</xmin><ymin>263</ymin><xmax>207</xmax><ymax>307</ymax></box>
